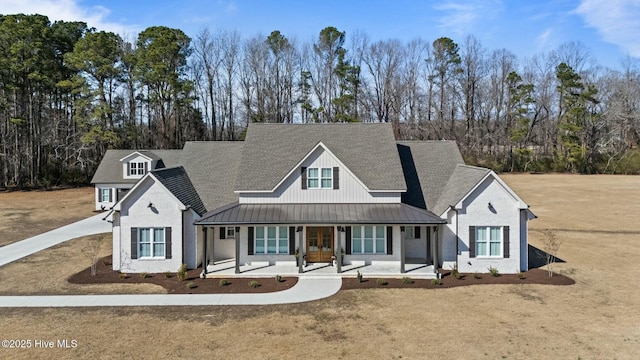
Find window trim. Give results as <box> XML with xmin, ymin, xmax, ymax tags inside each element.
<box><xmin>254</xmin><ymin>226</ymin><xmax>289</xmax><ymax>255</ymax></box>
<box><xmin>138</xmin><ymin>227</ymin><xmax>166</xmax><ymax>259</ymax></box>
<box><xmin>130</xmin><ymin>161</ymin><xmax>146</xmax><ymax>176</ymax></box>
<box><xmin>99</xmin><ymin>188</ymin><xmax>111</xmax><ymax>202</ymax></box>
<box><xmin>404</xmin><ymin>226</ymin><xmax>414</xmax><ymax>239</ymax></box>
<box><xmin>226</xmin><ymin>226</ymin><xmax>235</xmax><ymax>239</ymax></box>
<box><xmin>475</xmin><ymin>226</ymin><xmax>503</xmax><ymax>258</ymax></box>
<box><xmin>351</xmin><ymin>225</ymin><xmax>386</xmax><ymax>254</ymax></box>
<box><xmin>307</xmin><ymin>167</ymin><xmax>333</xmax><ymax>189</ymax></box>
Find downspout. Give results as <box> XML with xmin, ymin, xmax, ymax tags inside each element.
<box><xmin>451</xmin><ymin>205</ymin><xmax>459</xmax><ymax>270</ymax></box>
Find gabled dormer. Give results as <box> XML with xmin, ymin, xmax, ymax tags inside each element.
<box><xmin>120</xmin><ymin>151</ymin><xmax>161</xmax><ymax>180</ymax></box>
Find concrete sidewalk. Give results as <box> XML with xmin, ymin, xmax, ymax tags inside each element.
<box><xmin>0</xmin><ymin>213</ymin><xmax>342</xmax><ymax>307</ymax></box>
<box><xmin>0</xmin><ymin>213</ymin><xmax>111</xmax><ymax>267</ymax></box>
<box><xmin>0</xmin><ymin>277</ymin><xmax>342</xmax><ymax>307</ymax></box>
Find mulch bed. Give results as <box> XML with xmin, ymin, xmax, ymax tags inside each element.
<box><xmin>341</xmin><ymin>268</ymin><xmax>574</xmax><ymax>290</ymax></box>
<box><xmin>68</xmin><ymin>256</ymin><xmax>297</xmax><ymax>294</ymax></box>
<box><xmin>69</xmin><ymin>256</ymin><xmax>573</xmax><ymax>294</ymax></box>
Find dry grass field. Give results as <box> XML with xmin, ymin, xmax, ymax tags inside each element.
<box><xmin>0</xmin><ymin>175</ymin><xmax>639</xmax><ymax>359</ymax></box>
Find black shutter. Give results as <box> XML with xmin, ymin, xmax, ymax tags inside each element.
<box><xmin>386</xmin><ymin>226</ymin><xmax>393</xmax><ymax>255</ymax></box>
<box><xmin>415</xmin><ymin>226</ymin><xmax>421</xmax><ymax>239</ymax></box>
<box><xmin>345</xmin><ymin>226</ymin><xmax>352</xmax><ymax>254</ymax></box>
<box><xmin>165</xmin><ymin>227</ymin><xmax>172</xmax><ymax>259</ymax></box>
<box><xmin>289</xmin><ymin>227</ymin><xmax>295</xmax><ymax>255</ymax></box>
<box><xmin>333</xmin><ymin>167</ymin><xmax>339</xmax><ymax>189</ymax></box>
<box><xmin>219</xmin><ymin>227</ymin><xmax>226</xmax><ymax>239</ymax></box>
<box><xmin>144</xmin><ymin>162</ymin><xmax>148</xmax><ymax>174</ymax></box>
<box><xmin>131</xmin><ymin>227</ymin><xmax>138</xmax><ymax>259</ymax></box>
<box><xmin>469</xmin><ymin>226</ymin><xmax>476</xmax><ymax>258</ymax></box>
<box><xmin>301</xmin><ymin>167</ymin><xmax>307</xmax><ymax>189</ymax></box>
<box><xmin>235</xmin><ymin>227</ymin><xmax>240</xmax><ymax>237</ymax></box>
<box><xmin>247</xmin><ymin>227</ymin><xmax>254</xmax><ymax>255</ymax></box>
<box><xmin>503</xmin><ymin>226</ymin><xmax>510</xmax><ymax>258</ymax></box>
<box><xmin>127</xmin><ymin>162</ymin><xmax>131</xmax><ymax>176</ymax></box>
<box><xmin>108</xmin><ymin>188</ymin><xmax>113</xmax><ymax>203</ymax></box>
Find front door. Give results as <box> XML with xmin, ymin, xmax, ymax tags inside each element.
<box><xmin>306</xmin><ymin>227</ymin><xmax>333</xmax><ymax>262</ymax></box>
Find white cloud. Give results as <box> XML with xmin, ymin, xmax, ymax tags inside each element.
<box><xmin>0</xmin><ymin>0</ymin><xmax>139</xmax><ymax>36</ymax></box>
<box><xmin>536</xmin><ymin>28</ymin><xmax>553</xmax><ymax>50</ymax></box>
<box><xmin>575</xmin><ymin>0</ymin><xmax>640</xmax><ymax>57</ymax></box>
<box><xmin>434</xmin><ymin>0</ymin><xmax>503</xmax><ymax>36</ymax></box>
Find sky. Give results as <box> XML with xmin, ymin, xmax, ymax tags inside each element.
<box><xmin>1</xmin><ymin>0</ymin><xmax>639</xmax><ymax>70</ymax></box>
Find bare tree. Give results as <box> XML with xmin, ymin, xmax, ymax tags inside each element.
<box><xmin>541</xmin><ymin>229</ymin><xmax>562</xmax><ymax>277</ymax></box>
<box><xmin>82</xmin><ymin>234</ymin><xmax>108</xmax><ymax>276</ymax></box>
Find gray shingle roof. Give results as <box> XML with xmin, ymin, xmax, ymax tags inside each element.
<box><xmin>90</xmin><ymin>149</ymin><xmax>183</xmax><ymax>184</ymax></box>
<box><xmin>151</xmin><ymin>166</ymin><xmax>207</xmax><ymax>216</ymax></box>
<box><xmin>235</xmin><ymin>123</ymin><xmax>407</xmax><ymax>191</ymax></box>
<box><xmin>396</xmin><ymin>141</ymin><xmax>464</xmax><ymax>211</ymax></box>
<box><xmin>180</xmin><ymin>142</ymin><xmax>243</xmax><ymax>212</ymax></box>
<box><xmin>432</xmin><ymin>165</ymin><xmax>491</xmax><ymax>216</ymax></box>
<box><xmin>196</xmin><ymin>203</ymin><xmax>446</xmax><ymax>225</ymax></box>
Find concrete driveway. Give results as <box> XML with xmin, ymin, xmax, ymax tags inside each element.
<box><xmin>0</xmin><ymin>213</ymin><xmax>342</xmax><ymax>307</ymax></box>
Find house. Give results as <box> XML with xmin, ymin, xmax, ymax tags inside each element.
<box><xmin>92</xmin><ymin>123</ymin><xmax>535</xmax><ymax>276</ymax></box>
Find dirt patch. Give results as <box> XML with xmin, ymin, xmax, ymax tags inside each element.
<box><xmin>68</xmin><ymin>256</ymin><xmax>297</xmax><ymax>294</ymax></box>
<box><xmin>341</xmin><ymin>268</ymin><xmax>574</xmax><ymax>290</ymax></box>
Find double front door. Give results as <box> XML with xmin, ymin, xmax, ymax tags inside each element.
<box><xmin>306</xmin><ymin>227</ymin><xmax>333</xmax><ymax>262</ymax></box>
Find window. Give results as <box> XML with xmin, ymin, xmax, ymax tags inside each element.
<box><xmin>139</xmin><ymin>228</ymin><xmax>165</xmax><ymax>258</ymax></box>
<box><xmin>255</xmin><ymin>226</ymin><xmax>289</xmax><ymax>254</ymax></box>
<box><xmin>351</xmin><ymin>226</ymin><xmax>385</xmax><ymax>254</ymax></box>
<box><xmin>226</xmin><ymin>226</ymin><xmax>235</xmax><ymax>239</ymax></box>
<box><xmin>475</xmin><ymin>226</ymin><xmax>502</xmax><ymax>257</ymax></box>
<box><xmin>100</xmin><ymin>188</ymin><xmax>111</xmax><ymax>202</ymax></box>
<box><xmin>130</xmin><ymin>162</ymin><xmax>146</xmax><ymax>176</ymax></box>
<box><xmin>405</xmin><ymin>226</ymin><xmax>414</xmax><ymax>239</ymax></box>
<box><xmin>307</xmin><ymin>167</ymin><xmax>332</xmax><ymax>189</ymax></box>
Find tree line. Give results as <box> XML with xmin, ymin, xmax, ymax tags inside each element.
<box><xmin>1</xmin><ymin>14</ymin><xmax>640</xmax><ymax>187</ymax></box>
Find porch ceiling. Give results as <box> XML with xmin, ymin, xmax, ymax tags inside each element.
<box><xmin>195</xmin><ymin>202</ymin><xmax>446</xmax><ymax>225</ymax></box>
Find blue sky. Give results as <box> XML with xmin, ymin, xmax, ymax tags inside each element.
<box><xmin>2</xmin><ymin>0</ymin><xmax>639</xmax><ymax>69</ymax></box>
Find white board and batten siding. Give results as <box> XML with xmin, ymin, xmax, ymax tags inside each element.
<box><xmin>239</xmin><ymin>147</ymin><xmax>402</xmax><ymax>204</ymax></box>
<box><xmin>114</xmin><ymin>177</ymin><xmax>188</xmax><ymax>273</ymax></box>
<box><xmin>443</xmin><ymin>175</ymin><xmax>527</xmax><ymax>274</ymax></box>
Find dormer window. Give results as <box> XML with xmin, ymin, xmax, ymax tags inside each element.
<box><xmin>130</xmin><ymin>162</ymin><xmax>146</xmax><ymax>176</ymax></box>
<box><xmin>307</xmin><ymin>167</ymin><xmax>333</xmax><ymax>189</ymax></box>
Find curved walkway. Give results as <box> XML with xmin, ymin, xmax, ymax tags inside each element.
<box><xmin>0</xmin><ymin>214</ymin><xmax>342</xmax><ymax>307</ymax></box>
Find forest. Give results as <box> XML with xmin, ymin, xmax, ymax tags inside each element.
<box><xmin>1</xmin><ymin>14</ymin><xmax>639</xmax><ymax>188</ymax></box>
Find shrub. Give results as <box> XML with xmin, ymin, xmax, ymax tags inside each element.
<box><xmin>140</xmin><ymin>272</ymin><xmax>149</xmax><ymax>279</ymax></box>
<box><xmin>275</xmin><ymin>275</ymin><xmax>283</xmax><ymax>283</ymax></box>
<box><xmin>517</xmin><ymin>271</ymin><xmax>526</xmax><ymax>280</ymax></box>
<box><xmin>473</xmin><ymin>272</ymin><xmax>482</xmax><ymax>279</ymax></box>
<box><xmin>163</xmin><ymin>271</ymin><xmax>172</xmax><ymax>278</ymax></box>
<box><xmin>248</xmin><ymin>280</ymin><xmax>260</xmax><ymax>288</ymax></box>
<box><xmin>177</xmin><ymin>263</ymin><xmax>188</xmax><ymax>281</ymax></box>
<box><xmin>376</xmin><ymin>278</ymin><xmax>388</xmax><ymax>286</ymax></box>
<box><xmin>451</xmin><ymin>264</ymin><xmax>462</xmax><ymax>279</ymax></box>
<box><xmin>401</xmin><ymin>276</ymin><xmax>413</xmax><ymax>284</ymax></box>
<box><xmin>356</xmin><ymin>270</ymin><xmax>363</xmax><ymax>283</ymax></box>
<box><xmin>186</xmin><ymin>282</ymin><xmax>197</xmax><ymax>289</ymax></box>
<box><xmin>119</xmin><ymin>272</ymin><xmax>128</xmax><ymax>279</ymax></box>
<box><xmin>218</xmin><ymin>279</ymin><xmax>229</xmax><ymax>287</ymax></box>
<box><xmin>431</xmin><ymin>278</ymin><xmax>442</xmax><ymax>286</ymax></box>
<box><xmin>488</xmin><ymin>266</ymin><xmax>500</xmax><ymax>277</ymax></box>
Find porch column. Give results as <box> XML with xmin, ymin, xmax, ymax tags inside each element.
<box><xmin>201</xmin><ymin>227</ymin><xmax>208</xmax><ymax>278</ymax></box>
<box><xmin>432</xmin><ymin>226</ymin><xmax>439</xmax><ymax>276</ymax></box>
<box><xmin>235</xmin><ymin>228</ymin><xmax>240</xmax><ymax>274</ymax></box>
<box><xmin>400</xmin><ymin>226</ymin><xmax>406</xmax><ymax>273</ymax></box>
<box><xmin>297</xmin><ymin>227</ymin><xmax>303</xmax><ymax>274</ymax></box>
<box><xmin>209</xmin><ymin>226</ymin><xmax>214</xmax><ymax>266</ymax></box>
<box><xmin>336</xmin><ymin>227</ymin><xmax>343</xmax><ymax>273</ymax></box>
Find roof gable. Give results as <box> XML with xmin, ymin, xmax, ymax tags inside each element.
<box><xmin>151</xmin><ymin>166</ymin><xmax>207</xmax><ymax>216</ymax></box>
<box><xmin>235</xmin><ymin>123</ymin><xmax>406</xmax><ymax>192</ymax></box>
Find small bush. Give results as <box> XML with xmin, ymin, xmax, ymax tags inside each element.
<box><xmin>376</xmin><ymin>278</ymin><xmax>388</xmax><ymax>286</ymax></box>
<box><xmin>473</xmin><ymin>272</ymin><xmax>482</xmax><ymax>279</ymax></box>
<box><xmin>119</xmin><ymin>272</ymin><xmax>128</xmax><ymax>279</ymax></box>
<box><xmin>488</xmin><ymin>266</ymin><xmax>500</xmax><ymax>277</ymax></box>
<box><xmin>401</xmin><ymin>276</ymin><xmax>413</xmax><ymax>284</ymax></box>
<box><xmin>517</xmin><ymin>271</ymin><xmax>526</xmax><ymax>280</ymax></box>
<box><xmin>186</xmin><ymin>282</ymin><xmax>197</xmax><ymax>289</ymax></box>
<box><xmin>431</xmin><ymin>278</ymin><xmax>442</xmax><ymax>286</ymax></box>
<box><xmin>275</xmin><ymin>275</ymin><xmax>283</xmax><ymax>283</ymax></box>
<box><xmin>177</xmin><ymin>263</ymin><xmax>188</xmax><ymax>281</ymax></box>
<box><xmin>248</xmin><ymin>280</ymin><xmax>260</xmax><ymax>288</ymax></box>
<box><xmin>140</xmin><ymin>272</ymin><xmax>149</xmax><ymax>279</ymax></box>
<box><xmin>163</xmin><ymin>271</ymin><xmax>172</xmax><ymax>278</ymax></box>
<box><xmin>218</xmin><ymin>279</ymin><xmax>229</xmax><ymax>287</ymax></box>
<box><xmin>451</xmin><ymin>264</ymin><xmax>462</xmax><ymax>279</ymax></box>
<box><xmin>356</xmin><ymin>270</ymin><xmax>363</xmax><ymax>283</ymax></box>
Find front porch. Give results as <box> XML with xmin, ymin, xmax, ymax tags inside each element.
<box><xmin>204</xmin><ymin>258</ymin><xmax>438</xmax><ymax>279</ymax></box>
